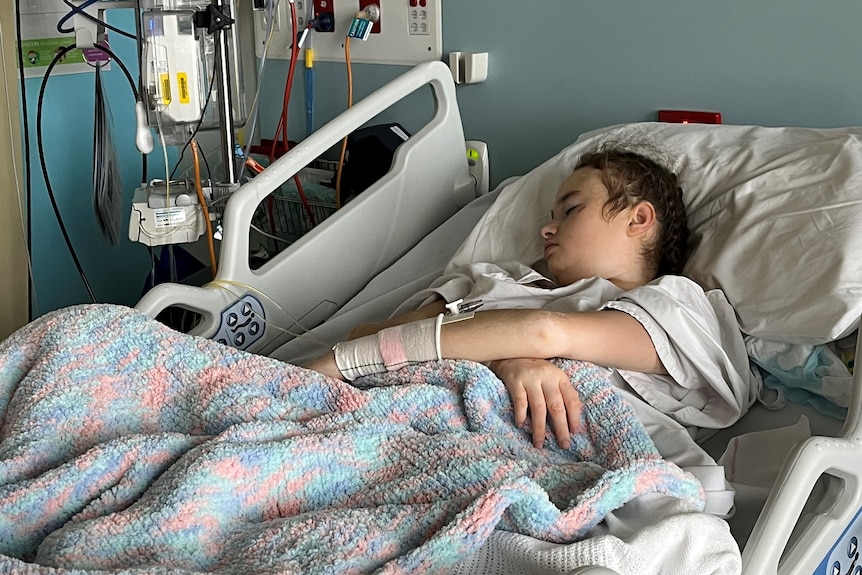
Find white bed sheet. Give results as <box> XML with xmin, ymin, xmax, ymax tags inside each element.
<box><xmin>448</xmin><ymin>494</ymin><xmax>740</xmax><ymax>575</ymax></box>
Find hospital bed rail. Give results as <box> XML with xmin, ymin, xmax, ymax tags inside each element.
<box><xmin>742</xmin><ymin>321</ymin><xmax>862</xmax><ymax>575</ymax></box>
<box><xmin>137</xmin><ymin>61</ymin><xmax>477</xmax><ymax>357</ymax></box>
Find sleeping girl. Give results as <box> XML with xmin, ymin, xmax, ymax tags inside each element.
<box><xmin>304</xmin><ymin>147</ymin><xmax>759</xmax><ymax>516</ymax></box>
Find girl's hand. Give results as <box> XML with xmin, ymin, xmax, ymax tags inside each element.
<box><xmin>488</xmin><ymin>358</ymin><xmax>582</xmax><ymax>449</ymax></box>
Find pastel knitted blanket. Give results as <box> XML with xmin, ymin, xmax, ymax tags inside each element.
<box><xmin>0</xmin><ymin>304</ymin><xmax>704</xmax><ymax>574</ymax></box>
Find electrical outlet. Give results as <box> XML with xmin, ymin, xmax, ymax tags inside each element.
<box><xmin>254</xmin><ymin>0</ymin><xmax>441</xmax><ymax>65</ymax></box>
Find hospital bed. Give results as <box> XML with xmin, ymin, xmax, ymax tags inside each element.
<box><xmin>134</xmin><ymin>61</ymin><xmax>862</xmax><ymax>575</ymax></box>
<box><xmin>2</xmin><ymin>61</ymin><xmax>860</xmax><ymax>574</ymax></box>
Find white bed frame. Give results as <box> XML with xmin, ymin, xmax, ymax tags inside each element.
<box><xmin>137</xmin><ymin>61</ymin><xmax>862</xmax><ymax>575</ymax></box>
<box><xmin>138</xmin><ymin>61</ymin><xmax>476</xmax><ymax>357</ymax></box>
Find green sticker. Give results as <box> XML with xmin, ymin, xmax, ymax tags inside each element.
<box><xmin>20</xmin><ymin>37</ymin><xmax>86</xmax><ymax>69</ymax></box>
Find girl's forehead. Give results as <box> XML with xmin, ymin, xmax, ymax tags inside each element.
<box><xmin>555</xmin><ymin>167</ymin><xmax>607</xmax><ymax>199</ymax></box>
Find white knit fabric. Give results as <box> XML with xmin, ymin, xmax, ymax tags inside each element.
<box><xmin>446</xmin><ymin>494</ymin><xmax>741</xmax><ymax>575</ymax></box>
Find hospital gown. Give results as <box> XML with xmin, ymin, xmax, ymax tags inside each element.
<box><xmin>394</xmin><ymin>261</ymin><xmax>762</xmax><ymax>517</ymax></box>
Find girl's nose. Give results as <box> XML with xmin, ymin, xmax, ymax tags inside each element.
<box><xmin>541</xmin><ymin>221</ymin><xmax>556</xmax><ymax>239</ymax></box>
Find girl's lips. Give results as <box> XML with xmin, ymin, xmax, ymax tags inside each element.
<box><xmin>543</xmin><ymin>243</ymin><xmax>557</xmax><ymax>258</ymax></box>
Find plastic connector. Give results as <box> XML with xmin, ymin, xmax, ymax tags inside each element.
<box><xmin>347</xmin><ymin>17</ymin><xmax>373</xmax><ymax>39</ymax></box>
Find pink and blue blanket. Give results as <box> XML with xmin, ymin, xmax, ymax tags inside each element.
<box><xmin>0</xmin><ymin>304</ymin><xmax>704</xmax><ymax>574</ymax></box>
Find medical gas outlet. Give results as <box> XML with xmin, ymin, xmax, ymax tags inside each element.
<box><xmin>312</xmin><ymin>0</ymin><xmax>336</xmax><ymax>32</ymax></box>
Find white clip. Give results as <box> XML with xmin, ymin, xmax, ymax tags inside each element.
<box><xmin>445</xmin><ymin>299</ymin><xmax>463</xmax><ymax>315</ymax></box>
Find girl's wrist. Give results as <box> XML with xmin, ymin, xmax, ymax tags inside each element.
<box><xmin>303</xmin><ymin>351</ymin><xmax>344</xmax><ymax>381</ymax></box>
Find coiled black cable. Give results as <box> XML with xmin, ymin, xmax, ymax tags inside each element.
<box><xmin>59</xmin><ymin>0</ymin><xmax>136</xmax><ymax>40</ymax></box>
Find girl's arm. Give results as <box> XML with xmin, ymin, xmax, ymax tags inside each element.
<box><xmin>305</xmin><ymin>308</ymin><xmax>665</xmax><ymax>382</ymax></box>
<box><xmin>345</xmin><ymin>299</ymin><xmax>446</xmax><ymax>339</ymax></box>
<box><xmin>303</xmin><ymin>308</ymin><xmax>665</xmax><ymax>449</ymax></box>
<box><xmin>439</xmin><ymin>308</ymin><xmax>666</xmax><ymax>375</ymax></box>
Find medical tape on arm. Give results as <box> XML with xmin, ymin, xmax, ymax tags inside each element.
<box><xmin>379</xmin><ymin>317</ymin><xmax>441</xmax><ymax>370</ymax></box>
<box><xmin>332</xmin><ymin>334</ymin><xmax>385</xmax><ymax>381</ymax></box>
<box><xmin>333</xmin><ymin>316</ymin><xmax>443</xmax><ymax>381</ymax></box>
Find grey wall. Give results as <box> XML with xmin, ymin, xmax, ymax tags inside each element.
<box><xmin>260</xmin><ymin>1</ymin><xmax>862</xmax><ymax>187</ymax></box>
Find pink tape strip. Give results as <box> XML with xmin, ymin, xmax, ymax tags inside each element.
<box><xmin>378</xmin><ymin>326</ymin><xmax>408</xmax><ymax>371</ymax></box>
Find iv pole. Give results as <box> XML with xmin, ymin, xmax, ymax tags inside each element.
<box><xmin>207</xmin><ymin>0</ymin><xmax>239</xmax><ymax>186</ymax></box>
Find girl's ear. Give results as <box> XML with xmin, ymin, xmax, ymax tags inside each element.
<box><xmin>627</xmin><ymin>201</ymin><xmax>657</xmax><ymax>237</ymax></box>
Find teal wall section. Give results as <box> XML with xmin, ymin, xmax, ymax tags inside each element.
<box><xmin>22</xmin><ymin>1</ymin><xmax>862</xmax><ymax>317</ymax></box>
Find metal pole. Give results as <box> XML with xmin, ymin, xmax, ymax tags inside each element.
<box><xmin>212</xmin><ymin>0</ymin><xmax>238</xmax><ymax>184</ymax></box>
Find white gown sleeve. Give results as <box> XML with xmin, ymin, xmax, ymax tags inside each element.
<box><xmin>390</xmin><ymin>269</ymin><xmax>477</xmax><ymax>316</ymax></box>
<box><xmin>601</xmin><ymin>275</ymin><xmax>759</xmax><ymax>429</ymax></box>
<box><xmin>390</xmin><ymin>261</ymin><xmax>552</xmax><ymax>316</ymax></box>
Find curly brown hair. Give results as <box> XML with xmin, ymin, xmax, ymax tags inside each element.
<box><xmin>575</xmin><ymin>148</ymin><xmax>689</xmax><ymax>278</ymax></box>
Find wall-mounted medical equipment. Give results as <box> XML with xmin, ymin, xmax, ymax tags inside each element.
<box><xmin>253</xmin><ymin>0</ymin><xmax>442</xmax><ymax>65</ymax></box>
<box><xmin>447</xmin><ymin>51</ymin><xmax>489</xmax><ymax>85</ymax></box>
<box><xmin>657</xmin><ymin>109</ymin><xmax>722</xmax><ymax>124</ymax></box>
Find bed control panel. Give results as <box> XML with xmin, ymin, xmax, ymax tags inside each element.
<box><xmin>817</xmin><ymin>505</ymin><xmax>862</xmax><ymax>575</ymax></box>
<box><xmin>214</xmin><ymin>294</ymin><xmax>266</xmax><ymax>350</ymax></box>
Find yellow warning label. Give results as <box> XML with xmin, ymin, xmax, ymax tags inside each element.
<box><xmin>177</xmin><ymin>73</ymin><xmax>190</xmax><ymax>104</ymax></box>
<box><xmin>159</xmin><ymin>74</ymin><xmax>172</xmax><ymax>104</ymax></box>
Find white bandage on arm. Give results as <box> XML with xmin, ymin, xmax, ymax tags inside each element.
<box><xmin>333</xmin><ymin>316</ymin><xmax>443</xmax><ymax>381</ymax></box>
<box><xmin>332</xmin><ymin>334</ymin><xmax>385</xmax><ymax>381</ymax></box>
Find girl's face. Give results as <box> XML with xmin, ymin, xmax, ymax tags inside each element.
<box><xmin>541</xmin><ymin>167</ymin><xmax>638</xmax><ymax>287</ymax></box>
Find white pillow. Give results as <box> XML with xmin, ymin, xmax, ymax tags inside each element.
<box><xmin>448</xmin><ymin>123</ymin><xmax>862</xmax><ymax>344</ymax></box>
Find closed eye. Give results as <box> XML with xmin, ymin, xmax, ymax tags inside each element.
<box><xmin>565</xmin><ymin>204</ymin><xmax>583</xmax><ymax>216</ymax></box>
